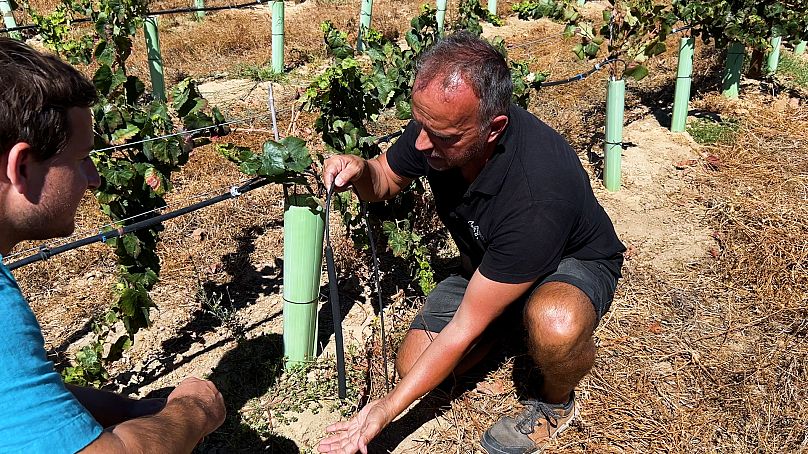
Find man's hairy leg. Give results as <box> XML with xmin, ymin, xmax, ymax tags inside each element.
<box><xmin>523</xmin><ymin>282</ymin><xmax>597</xmax><ymax>404</ymax></box>
<box><xmin>396</xmin><ymin>329</ymin><xmax>496</xmax><ymax>379</ymax></box>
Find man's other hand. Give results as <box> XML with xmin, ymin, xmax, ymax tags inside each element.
<box><xmin>318</xmin><ymin>399</ymin><xmax>394</xmax><ymax>454</ymax></box>
<box><xmin>167</xmin><ymin>377</ymin><xmax>226</xmax><ymax>437</ymax></box>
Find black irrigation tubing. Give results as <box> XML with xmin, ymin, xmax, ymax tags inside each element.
<box><xmin>0</xmin><ymin>1</ymin><xmax>264</xmax><ymax>34</ymax></box>
<box><xmin>3</xmin><ymin>178</ymin><xmax>253</xmax><ymax>263</ymax></box>
<box><xmin>321</xmin><ymin>128</ymin><xmax>404</xmax><ymax>399</ymax></box>
<box><xmin>672</xmin><ymin>24</ymin><xmax>693</xmax><ymax>34</ymax></box>
<box><xmin>538</xmin><ymin>57</ymin><xmax>619</xmax><ymax>87</ymax></box>
<box><xmin>5</xmin><ymin>177</ymin><xmax>271</xmax><ymax>271</ymax></box>
<box><xmin>323</xmin><ymin>182</ymin><xmax>347</xmax><ymax>400</ymax></box>
<box><xmin>145</xmin><ymin>0</ymin><xmax>264</xmax><ymax>17</ymax></box>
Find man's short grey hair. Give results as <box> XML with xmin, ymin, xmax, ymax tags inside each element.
<box><xmin>414</xmin><ymin>31</ymin><xmax>513</xmax><ymax>128</ymax></box>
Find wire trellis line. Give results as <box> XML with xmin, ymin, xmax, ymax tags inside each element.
<box><xmin>95</xmin><ymin>107</ymin><xmax>294</xmax><ymax>153</ymax></box>
<box><xmin>0</xmin><ymin>0</ymin><xmax>267</xmax><ymax>34</ymax></box>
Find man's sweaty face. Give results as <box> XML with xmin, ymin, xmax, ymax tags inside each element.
<box><xmin>411</xmin><ymin>78</ymin><xmax>485</xmax><ymax>171</ymax></box>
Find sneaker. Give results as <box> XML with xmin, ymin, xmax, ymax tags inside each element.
<box><xmin>480</xmin><ymin>392</ymin><xmax>579</xmax><ymax>454</ymax></box>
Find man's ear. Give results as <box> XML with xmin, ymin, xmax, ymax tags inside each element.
<box><xmin>5</xmin><ymin>143</ymin><xmax>33</xmax><ymax>194</ymax></box>
<box><xmin>486</xmin><ymin>115</ymin><xmax>509</xmax><ymax>143</ymax></box>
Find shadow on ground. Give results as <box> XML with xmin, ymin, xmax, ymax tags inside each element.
<box><xmin>196</xmin><ymin>333</ymin><xmax>299</xmax><ymax>453</ymax></box>
<box><xmin>371</xmin><ymin>335</ymin><xmax>533</xmax><ymax>452</ymax></box>
<box><xmin>113</xmin><ymin>223</ymin><xmax>285</xmax><ymax>394</ymax></box>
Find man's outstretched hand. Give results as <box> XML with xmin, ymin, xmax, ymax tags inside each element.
<box><xmin>318</xmin><ymin>399</ymin><xmax>395</xmax><ymax>454</ymax></box>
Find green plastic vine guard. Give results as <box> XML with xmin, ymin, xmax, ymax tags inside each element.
<box><xmin>796</xmin><ymin>41</ymin><xmax>807</xmax><ymax>56</ymax></box>
<box><xmin>282</xmin><ymin>193</ymin><xmax>325</xmax><ymax>368</ymax></box>
<box><xmin>1</xmin><ymin>0</ymin><xmax>20</xmax><ymax>40</ymax></box>
<box><xmin>487</xmin><ymin>0</ymin><xmax>496</xmax><ymax>16</ymax></box>
<box><xmin>272</xmin><ymin>0</ymin><xmax>284</xmax><ymax>73</ymax></box>
<box><xmin>766</xmin><ymin>36</ymin><xmax>782</xmax><ymax>76</ymax></box>
<box><xmin>436</xmin><ymin>0</ymin><xmax>447</xmax><ymax>35</ymax></box>
<box><xmin>144</xmin><ymin>17</ymin><xmax>166</xmax><ymax>101</ymax></box>
<box><xmin>357</xmin><ymin>0</ymin><xmax>373</xmax><ymax>51</ymax></box>
<box><xmin>671</xmin><ymin>36</ymin><xmax>695</xmax><ymax>133</ymax></box>
<box><xmin>722</xmin><ymin>42</ymin><xmax>744</xmax><ymax>99</ymax></box>
<box><xmin>194</xmin><ymin>0</ymin><xmax>205</xmax><ymax>21</ymax></box>
<box><xmin>604</xmin><ymin>78</ymin><xmax>625</xmax><ymax>192</ymax></box>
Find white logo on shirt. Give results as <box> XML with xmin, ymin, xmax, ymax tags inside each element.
<box><xmin>468</xmin><ymin>220</ymin><xmax>482</xmax><ymax>240</ymax></box>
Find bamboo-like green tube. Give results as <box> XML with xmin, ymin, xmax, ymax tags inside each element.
<box><xmin>193</xmin><ymin>0</ymin><xmax>205</xmax><ymax>21</ymax></box>
<box><xmin>796</xmin><ymin>41</ymin><xmax>807</xmax><ymax>55</ymax></box>
<box><xmin>271</xmin><ymin>0</ymin><xmax>284</xmax><ymax>73</ymax></box>
<box><xmin>671</xmin><ymin>37</ymin><xmax>695</xmax><ymax>133</ymax></box>
<box><xmin>356</xmin><ymin>0</ymin><xmax>373</xmax><ymax>52</ymax></box>
<box><xmin>144</xmin><ymin>17</ymin><xmax>166</xmax><ymax>102</ymax></box>
<box><xmin>283</xmin><ymin>194</ymin><xmax>325</xmax><ymax>368</ymax></box>
<box><xmin>604</xmin><ymin>78</ymin><xmax>625</xmax><ymax>192</ymax></box>
<box><xmin>766</xmin><ymin>36</ymin><xmax>781</xmax><ymax>75</ymax></box>
<box><xmin>722</xmin><ymin>42</ymin><xmax>744</xmax><ymax>99</ymax></box>
<box><xmin>487</xmin><ymin>0</ymin><xmax>496</xmax><ymax>16</ymax></box>
<box><xmin>436</xmin><ymin>0</ymin><xmax>447</xmax><ymax>36</ymax></box>
<box><xmin>1</xmin><ymin>0</ymin><xmax>20</xmax><ymax>40</ymax></box>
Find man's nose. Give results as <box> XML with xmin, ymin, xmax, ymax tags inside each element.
<box><xmin>85</xmin><ymin>160</ymin><xmax>101</xmax><ymax>190</ymax></box>
<box><xmin>415</xmin><ymin>128</ymin><xmax>433</xmax><ymax>152</ymax></box>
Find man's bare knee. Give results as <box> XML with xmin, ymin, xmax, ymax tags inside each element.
<box><xmin>395</xmin><ymin>329</ymin><xmax>436</xmax><ymax>378</ymax></box>
<box><xmin>523</xmin><ymin>282</ymin><xmax>596</xmax><ymax>361</ymax></box>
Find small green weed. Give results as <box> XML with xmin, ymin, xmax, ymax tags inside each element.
<box><xmin>686</xmin><ymin>118</ymin><xmax>740</xmax><ymax>145</ymax></box>
<box><xmin>196</xmin><ymin>284</ymin><xmax>246</xmax><ymax>341</ymax></box>
<box><xmin>778</xmin><ymin>52</ymin><xmax>808</xmax><ymax>90</ymax></box>
<box><xmin>233</xmin><ymin>63</ymin><xmax>287</xmax><ymax>82</ymax></box>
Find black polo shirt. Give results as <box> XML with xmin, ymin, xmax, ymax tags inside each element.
<box><xmin>386</xmin><ymin>104</ymin><xmax>625</xmax><ymax>284</ymax></box>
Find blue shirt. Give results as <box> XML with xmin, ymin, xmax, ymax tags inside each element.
<box><xmin>0</xmin><ymin>259</ymin><xmax>102</xmax><ymax>453</ymax></box>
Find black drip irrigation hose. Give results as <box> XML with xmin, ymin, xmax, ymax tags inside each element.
<box><xmin>672</xmin><ymin>24</ymin><xmax>693</xmax><ymax>34</ymax></box>
<box><xmin>321</xmin><ymin>129</ymin><xmax>403</xmax><ymax>399</ymax></box>
<box><xmin>323</xmin><ymin>181</ymin><xmax>348</xmax><ymax>400</ymax></box>
<box><xmin>145</xmin><ymin>0</ymin><xmax>264</xmax><ymax>17</ymax></box>
<box><xmin>0</xmin><ymin>1</ymin><xmax>264</xmax><ymax>34</ymax></box>
<box><xmin>538</xmin><ymin>57</ymin><xmax>618</xmax><ymax>87</ymax></box>
<box><xmin>5</xmin><ymin>177</ymin><xmax>270</xmax><ymax>271</ymax></box>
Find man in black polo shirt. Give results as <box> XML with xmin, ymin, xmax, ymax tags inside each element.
<box><xmin>318</xmin><ymin>31</ymin><xmax>624</xmax><ymax>454</ymax></box>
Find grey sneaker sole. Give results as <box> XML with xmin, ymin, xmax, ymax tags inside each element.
<box><xmin>480</xmin><ymin>401</ymin><xmax>580</xmax><ymax>454</ymax></box>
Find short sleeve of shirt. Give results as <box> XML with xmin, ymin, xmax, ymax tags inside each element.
<box><xmin>385</xmin><ymin>121</ymin><xmax>429</xmax><ymax>179</ymax></box>
<box><xmin>0</xmin><ymin>261</ymin><xmax>103</xmax><ymax>453</ymax></box>
<box><xmin>479</xmin><ymin>200</ymin><xmax>578</xmax><ymax>284</ymax></box>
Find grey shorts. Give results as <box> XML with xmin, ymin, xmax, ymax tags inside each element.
<box><xmin>408</xmin><ymin>256</ymin><xmax>623</xmax><ymax>333</ymax></box>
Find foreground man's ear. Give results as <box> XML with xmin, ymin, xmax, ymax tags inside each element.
<box><xmin>4</xmin><ymin>142</ymin><xmax>34</xmax><ymax>195</ymax></box>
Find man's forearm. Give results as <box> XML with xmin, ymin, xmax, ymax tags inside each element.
<box><xmin>386</xmin><ymin>326</ymin><xmax>477</xmax><ymax>416</ymax></box>
<box><xmin>82</xmin><ymin>398</ymin><xmax>213</xmax><ymax>453</ymax></box>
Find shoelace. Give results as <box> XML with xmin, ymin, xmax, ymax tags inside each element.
<box><xmin>515</xmin><ymin>400</ymin><xmax>561</xmax><ymax>435</ymax></box>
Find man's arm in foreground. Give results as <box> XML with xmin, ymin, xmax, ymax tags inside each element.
<box><xmin>79</xmin><ymin>377</ymin><xmax>225</xmax><ymax>454</ymax></box>
<box><xmin>318</xmin><ymin>272</ymin><xmax>535</xmax><ymax>454</ymax></box>
<box><xmin>323</xmin><ymin>153</ymin><xmax>412</xmax><ymax>202</ymax></box>
<box><xmin>67</xmin><ymin>384</ymin><xmax>166</xmax><ymax>428</ymax></box>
